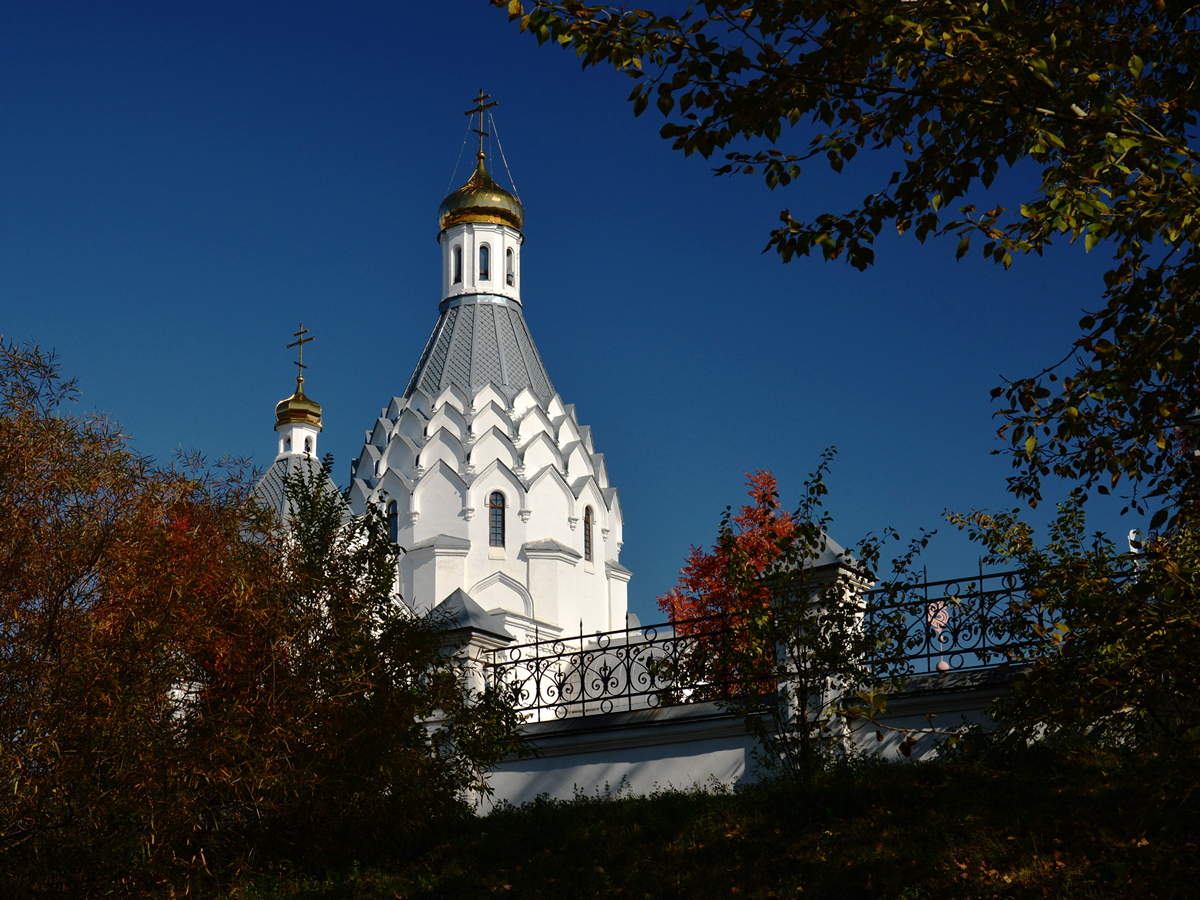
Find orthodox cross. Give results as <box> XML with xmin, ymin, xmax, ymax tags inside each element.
<box><xmin>465</xmin><ymin>88</ymin><xmax>498</xmax><ymax>160</ymax></box>
<box><xmin>286</xmin><ymin>323</ymin><xmax>314</xmax><ymax>382</ymax></box>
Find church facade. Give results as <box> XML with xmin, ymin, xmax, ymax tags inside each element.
<box><xmin>259</xmin><ymin>121</ymin><xmax>631</xmax><ymax>645</ymax></box>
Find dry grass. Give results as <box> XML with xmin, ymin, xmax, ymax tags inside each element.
<box><xmin>231</xmin><ymin>747</ymin><xmax>1199</xmax><ymax>899</ymax></box>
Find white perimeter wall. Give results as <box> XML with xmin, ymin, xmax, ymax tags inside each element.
<box><xmin>481</xmin><ymin>672</ymin><xmax>1016</xmax><ymax>808</ymax></box>
<box><xmin>481</xmin><ymin>703</ymin><xmax>765</xmax><ymax>809</ymax></box>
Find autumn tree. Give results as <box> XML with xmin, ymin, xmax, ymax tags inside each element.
<box><xmin>659</xmin><ymin>454</ymin><xmax>912</xmax><ymax>780</ymax></box>
<box><xmin>0</xmin><ymin>341</ymin><xmax>521</xmax><ymax>896</ymax></box>
<box><xmin>658</xmin><ymin>470</ymin><xmax>796</xmax><ymax>694</ymax></box>
<box><xmin>499</xmin><ymin>0</ymin><xmax>1200</xmax><ymax>527</ymax></box>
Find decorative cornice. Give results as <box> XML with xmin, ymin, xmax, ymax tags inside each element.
<box><xmin>605</xmin><ymin>560</ymin><xmax>634</xmax><ymax>582</ymax></box>
<box><xmin>407</xmin><ymin>533</ymin><xmax>471</xmax><ymax>556</ymax></box>
<box><xmin>522</xmin><ymin>539</ymin><xmax>582</xmax><ymax>565</ymax></box>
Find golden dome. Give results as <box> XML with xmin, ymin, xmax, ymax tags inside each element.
<box><xmin>438</xmin><ymin>155</ymin><xmax>524</xmax><ymax>231</ymax></box>
<box><xmin>275</xmin><ymin>377</ymin><xmax>323</xmax><ymax>430</ymax></box>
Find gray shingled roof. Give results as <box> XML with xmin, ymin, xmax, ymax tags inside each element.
<box><xmin>252</xmin><ymin>455</ymin><xmax>345</xmax><ymax>524</ymax></box>
<box><xmin>404</xmin><ymin>297</ymin><xmax>555</xmax><ymax>402</ymax></box>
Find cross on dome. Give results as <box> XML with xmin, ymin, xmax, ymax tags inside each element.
<box><xmin>466</xmin><ymin>88</ymin><xmax>498</xmax><ymax>163</ymax></box>
<box><xmin>275</xmin><ymin>322</ymin><xmax>323</xmax><ymax>431</ymax></box>
<box><xmin>439</xmin><ymin>91</ymin><xmax>523</xmax><ymax>232</ymax></box>
<box><xmin>287</xmin><ymin>322</ymin><xmax>314</xmax><ymax>384</ymax></box>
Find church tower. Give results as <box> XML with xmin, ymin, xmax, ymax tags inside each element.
<box><xmin>348</xmin><ymin>93</ymin><xmax>630</xmax><ymax>642</ymax></box>
<box><xmin>253</xmin><ymin>324</ymin><xmax>342</xmax><ymax>521</ymax></box>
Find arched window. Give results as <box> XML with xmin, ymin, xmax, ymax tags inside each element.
<box><xmin>479</xmin><ymin>244</ymin><xmax>490</xmax><ymax>281</ymax></box>
<box><xmin>387</xmin><ymin>500</ymin><xmax>398</xmax><ymax>543</ymax></box>
<box><xmin>452</xmin><ymin>245</ymin><xmax>463</xmax><ymax>284</ymax></box>
<box><xmin>505</xmin><ymin>247</ymin><xmax>515</xmax><ymax>286</ymax></box>
<box><xmin>304</xmin><ymin>436</ymin><xmax>313</xmax><ymax>454</ymax></box>
<box><xmin>488</xmin><ymin>491</ymin><xmax>505</xmax><ymax>547</ymax></box>
<box><xmin>284</xmin><ymin>436</ymin><xmax>292</xmax><ymax>452</ymax></box>
<box><xmin>584</xmin><ymin>506</ymin><xmax>594</xmax><ymax>562</ymax></box>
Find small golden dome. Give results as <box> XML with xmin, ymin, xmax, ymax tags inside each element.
<box><xmin>439</xmin><ymin>155</ymin><xmax>524</xmax><ymax>231</ymax></box>
<box><xmin>275</xmin><ymin>377</ymin><xmax>323</xmax><ymax>430</ymax></box>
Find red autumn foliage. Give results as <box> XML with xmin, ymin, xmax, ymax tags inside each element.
<box><xmin>657</xmin><ymin>471</ymin><xmax>795</xmax><ymax>694</ymax></box>
<box><xmin>659</xmin><ymin>471</ymin><xmax>795</xmax><ymax>621</ymax></box>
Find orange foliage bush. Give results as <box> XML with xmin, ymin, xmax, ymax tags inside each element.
<box><xmin>0</xmin><ymin>342</ymin><xmax>521</xmax><ymax>895</ymax></box>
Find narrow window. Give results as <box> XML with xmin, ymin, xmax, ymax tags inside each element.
<box><xmin>584</xmin><ymin>506</ymin><xmax>594</xmax><ymax>562</ymax></box>
<box><xmin>304</xmin><ymin>436</ymin><xmax>313</xmax><ymax>454</ymax></box>
<box><xmin>453</xmin><ymin>245</ymin><xmax>462</xmax><ymax>284</ymax></box>
<box><xmin>479</xmin><ymin>244</ymin><xmax>490</xmax><ymax>281</ymax></box>
<box><xmin>488</xmin><ymin>491</ymin><xmax>505</xmax><ymax>547</ymax></box>
<box><xmin>505</xmin><ymin>247</ymin><xmax>515</xmax><ymax>286</ymax></box>
<box><xmin>387</xmin><ymin>500</ymin><xmax>398</xmax><ymax>543</ymax></box>
<box><xmin>284</xmin><ymin>436</ymin><xmax>292</xmax><ymax>452</ymax></box>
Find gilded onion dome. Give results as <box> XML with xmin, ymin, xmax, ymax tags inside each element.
<box><xmin>275</xmin><ymin>376</ymin><xmax>323</xmax><ymax>430</ymax></box>
<box><xmin>438</xmin><ymin>154</ymin><xmax>524</xmax><ymax>231</ymax></box>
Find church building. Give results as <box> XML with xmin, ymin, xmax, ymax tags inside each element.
<box><xmin>257</xmin><ymin>96</ymin><xmax>631</xmax><ymax>646</ymax></box>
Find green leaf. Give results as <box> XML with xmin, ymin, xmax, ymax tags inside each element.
<box><xmin>1025</xmin><ymin>435</ymin><xmax>1037</xmax><ymax>456</ymax></box>
<box><xmin>1129</xmin><ymin>54</ymin><xmax>1144</xmax><ymax>77</ymax></box>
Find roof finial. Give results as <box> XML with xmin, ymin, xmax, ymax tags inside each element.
<box><xmin>465</xmin><ymin>88</ymin><xmax>498</xmax><ymax>164</ymax></box>
<box><xmin>286</xmin><ymin>322</ymin><xmax>315</xmax><ymax>390</ymax></box>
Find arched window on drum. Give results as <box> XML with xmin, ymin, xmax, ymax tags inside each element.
<box><xmin>488</xmin><ymin>491</ymin><xmax>505</xmax><ymax>547</ymax></box>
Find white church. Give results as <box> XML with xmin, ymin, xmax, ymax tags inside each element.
<box><xmin>255</xmin><ymin>100</ymin><xmax>630</xmax><ymax>648</ymax></box>
<box><xmin>251</xmin><ymin>100</ymin><xmax>1004</xmax><ymax>802</ymax></box>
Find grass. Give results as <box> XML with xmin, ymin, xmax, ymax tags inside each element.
<box><xmin>230</xmin><ymin>747</ymin><xmax>1198</xmax><ymax>898</ymax></box>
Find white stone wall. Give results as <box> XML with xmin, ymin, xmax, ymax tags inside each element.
<box><xmin>482</xmin><ymin>675</ymin><xmax>1015</xmax><ymax>808</ymax></box>
<box><xmin>481</xmin><ymin>703</ymin><xmax>765</xmax><ymax>809</ymax></box>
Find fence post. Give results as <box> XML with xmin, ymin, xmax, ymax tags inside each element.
<box><xmin>427</xmin><ymin>588</ymin><xmax>515</xmax><ymax>699</ymax></box>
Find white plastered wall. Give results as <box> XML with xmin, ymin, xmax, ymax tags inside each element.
<box><xmin>350</xmin><ymin>382</ymin><xmax>629</xmax><ymax>638</ymax></box>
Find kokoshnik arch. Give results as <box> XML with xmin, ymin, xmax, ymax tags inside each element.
<box><xmin>255</xmin><ymin>93</ymin><xmax>631</xmax><ymax>645</ymax></box>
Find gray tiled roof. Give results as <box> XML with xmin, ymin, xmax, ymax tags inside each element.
<box><xmin>404</xmin><ymin>297</ymin><xmax>555</xmax><ymax>402</ymax></box>
<box><xmin>252</xmin><ymin>455</ymin><xmax>345</xmax><ymax>524</ymax></box>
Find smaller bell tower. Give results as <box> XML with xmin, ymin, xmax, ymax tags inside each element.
<box><xmin>274</xmin><ymin>323</ymin><xmax>323</xmax><ymax>458</ymax></box>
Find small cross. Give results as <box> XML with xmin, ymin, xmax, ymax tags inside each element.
<box><xmin>286</xmin><ymin>323</ymin><xmax>315</xmax><ymax>381</ymax></box>
<box><xmin>465</xmin><ymin>88</ymin><xmax>498</xmax><ymax>159</ymax></box>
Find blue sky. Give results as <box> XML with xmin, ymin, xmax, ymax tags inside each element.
<box><xmin>2</xmin><ymin>1</ymin><xmax>1130</xmax><ymax>622</ymax></box>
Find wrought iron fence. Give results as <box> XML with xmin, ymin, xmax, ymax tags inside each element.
<box><xmin>481</xmin><ymin>614</ymin><xmax>740</xmax><ymax>720</ymax></box>
<box><xmin>484</xmin><ymin>565</ymin><xmax>1129</xmax><ymax>719</ymax></box>
<box><xmin>861</xmin><ymin>568</ymin><xmax>1043</xmax><ymax>676</ymax></box>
